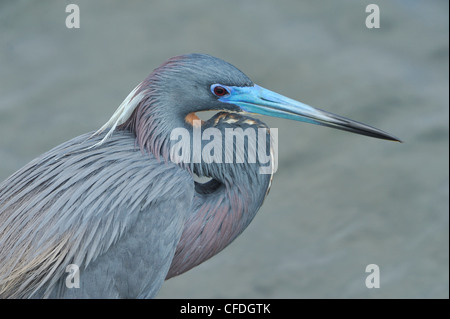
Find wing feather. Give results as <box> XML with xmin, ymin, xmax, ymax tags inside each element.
<box><xmin>0</xmin><ymin>131</ymin><xmax>193</xmax><ymax>298</ymax></box>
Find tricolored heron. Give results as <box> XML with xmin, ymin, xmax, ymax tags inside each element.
<box><xmin>0</xmin><ymin>54</ymin><xmax>400</xmax><ymax>298</ymax></box>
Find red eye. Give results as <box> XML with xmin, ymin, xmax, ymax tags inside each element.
<box><xmin>213</xmin><ymin>85</ymin><xmax>228</xmax><ymax>97</ymax></box>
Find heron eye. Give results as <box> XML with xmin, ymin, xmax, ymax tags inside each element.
<box><xmin>212</xmin><ymin>85</ymin><xmax>229</xmax><ymax>97</ymax></box>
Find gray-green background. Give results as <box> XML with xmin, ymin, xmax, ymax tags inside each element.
<box><xmin>0</xmin><ymin>0</ymin><xmax>448</xmax><ymax>298</ymax></box>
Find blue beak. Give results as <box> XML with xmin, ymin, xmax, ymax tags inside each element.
<box><xmin>217</xmin><ymin>84</ymin><xmax>401</xmax><ymax>142</ymax></box>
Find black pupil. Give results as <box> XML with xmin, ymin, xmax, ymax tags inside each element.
<box><xmin>214</xmin><ymin>86</ymin><xmax>226</xmax><ymax>96</ymax></box>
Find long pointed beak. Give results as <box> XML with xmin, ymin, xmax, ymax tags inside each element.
<box><xmin>219</xmin><ymin>84</ymin><xmax>401</xmax><ymax>142</ymax></box>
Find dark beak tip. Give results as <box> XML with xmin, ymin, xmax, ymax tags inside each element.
<box><xmin>378</xmin><ymin>135</ymin><xmax>402</xmax><ymax>143</ymax></box>
<box><xmin>386</xmin><ymin>134</ymin><xmax>403</xmax><ymax>143</ymax></box>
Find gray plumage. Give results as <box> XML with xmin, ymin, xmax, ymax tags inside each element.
<box><xmin>0</xmin><ymin>131</ymin><xmax>193</xmax><ymax>298</ymax></box>
<box><xmin>0</xmin><ymin>117</ymin><xmax>270</xmax><ymax>298</ymax></box>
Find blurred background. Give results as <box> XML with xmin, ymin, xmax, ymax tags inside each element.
<box><xmin>0</xmin><ymin>0</ymin><xmax>448</xmax><ymax>298</ymax></box>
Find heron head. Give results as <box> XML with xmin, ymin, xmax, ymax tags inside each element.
<box><xmin>154</xmin><ymin>53</ymin><xmax>400</xmax><ymax>141</ymax></box>
<box><xmin>150</xmin><ymin>53</ymin><xmax>253</xmax><ymax>115</ymax></box>
<box><xmin>96</xmin><ymin>53</ymin><xmax>400</xmax><ymax>154</ymax></box>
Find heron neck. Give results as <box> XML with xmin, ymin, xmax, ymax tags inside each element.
<box><xmin>166</xmin><ymin>161</ymin><xmax>270</xmax><ymax>279</ymax></box>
